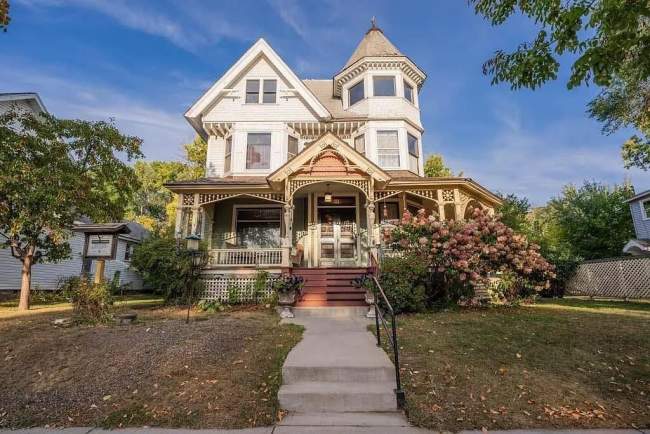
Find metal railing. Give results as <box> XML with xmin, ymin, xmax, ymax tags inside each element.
<box><xmin>369</xmin><ymin>252</ymin><xmax>405</xmax><ymax>408</ymax></box>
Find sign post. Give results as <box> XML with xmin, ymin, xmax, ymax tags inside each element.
<box><xmin>77</xmin><ymin>223</ymin><xmax>131</xmax><ymax>284</ymax></box>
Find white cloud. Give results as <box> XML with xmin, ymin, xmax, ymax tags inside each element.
<box><xmin>0</xmin><ymin>62</ymin><xmax>194</xmax><ymax>162</ymax></box>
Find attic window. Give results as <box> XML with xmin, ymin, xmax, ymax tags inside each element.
<box><xmin>404</xmin><ymin>80</ymin><xmax>414</xmax><ymax>103</ymax></box>
<box><xmin>245</xmin><ymin>80</ymin><xmax>260</xmax><ymax>103</ymax></box>
<box><xmin>373</xmin><ymin>76</ymin><xmax>396</xmax><ymax>97</ymax></box>
<box><xmin>263</xmin><ymin>80</ymin><xmax>277</xmax><ymax>103</ymax></box>
<box><xmin>349</xmin><ymin>80</ymin><xmax>364</xmax><ymax>106</ymax></box>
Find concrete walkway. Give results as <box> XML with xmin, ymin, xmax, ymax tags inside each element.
<box><xmin>1</xmin><ymin>427</ymin><xmax>643</xmax><ymax>433</ymax></box>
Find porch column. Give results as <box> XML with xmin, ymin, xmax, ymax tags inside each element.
<box><xmin>365</xmin><ymin>201</ymin><xmax>377</xmax><ymax>263</ymax></box>
<box><xmin>174</xmin><ymin>194</ymin><xmax>183</xmax><ymax>239</ymax></box>
<box><xmin>436</xmin><ymin>189</ymin><xmax>446</xmax><ymax>221</ymax></box>
<box><xmin>190</xmin><ymin>193</ymin><xmax>200</xmax><ymax>235</ymax></box>
<box><xmin>282</xmin><ymin>202</ymin><xmax>294</xmax><ymax>267</ymax></box>
<box><xmin>453</xmin><ymin>188</ymin><xmax>462</xmax><ymax>220</ymax></box>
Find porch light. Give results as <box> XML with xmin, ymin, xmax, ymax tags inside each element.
<box><xmin>324</xmin><ymin>184</ymin><xmax>333</xmax><ymax>203</ymax></box>
<box><xmin>185</xmin><ymin>234</ymin><xmax>201</xmax><ymax>257</ymax></box>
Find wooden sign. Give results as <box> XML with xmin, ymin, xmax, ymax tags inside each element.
<box><xmin>84</xmin><ymin>234</ymin><xmax>117</xmax><ymax>259</ymax></box>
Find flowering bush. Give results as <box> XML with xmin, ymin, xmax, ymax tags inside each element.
<box><xmin>385</xmin><ymin>207</ymin><xmax>555</xmax><ymax>303</ymax></box>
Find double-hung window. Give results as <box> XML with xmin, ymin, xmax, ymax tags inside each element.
<box><xmin>224</xmin><ymin>136</ymin><xmax>232</xmax><ymax>173</ymax></box>
<box><xmin>235</xmin><ymin>207</ymin><xmax>282</xmax><ymax>248</ymax></box>
<box><xmin>377</xmin><ymin>130</ymin><xmax>400</xmax><ymax>168</ymax></box>
<box><xmin>404</xmin><ymin>80</ymin><xmax>414</xmax><ymax>103</ymax></box>
<box><xmin>246</xmin><ymin>133</ymin><xmax>271</xmax><ymax>169</ymax></box>
<box><xmin>407</xmin><ymin>133</ymin><xmax>419</xmax><ymax>172</ymax></box>
<box><xmin>288</xmin><ymin>135</ymin><xmax>298</xmax><ymax>159</ymax></box>
<box><xmin>373</xmin><ymin>76</ymin><xmax>396</xmax><ymax>96</ymax></box>
<box><xmin>354</xmin><ymin>134</ymin><xmax>365</xmax><ymax>154</ymax></box>
<box><xmin>245</xmin><ymin>79</ymin><xmax>277</xmax><ymax>104</ymax></box>
<box><xmin>348</xmin><ymin>80</ymin><xmax>364</xmax><ymax>106</ymax></box>
<box><xmin>643</xmin><ymin>199</ymin><xmax>650</xmax><ymax>219</ymax></box>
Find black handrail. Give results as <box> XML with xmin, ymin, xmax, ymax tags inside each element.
<box><xmin>370</xmin><ymin>273</ymin><xmax>405</xmax><ymax>408</ymax></box>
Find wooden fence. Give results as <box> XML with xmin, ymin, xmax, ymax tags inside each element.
<box><xmin>566</xmin><ymin>257</ymin><xmax>650</xmax><ymax>299</ymax></box>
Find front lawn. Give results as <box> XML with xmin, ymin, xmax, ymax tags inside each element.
<box><xmin>391</xmin><ymin>298</ymin><xmax>649</xmax><ymax>431</ymax></box>
<box><xmin>0</xmin><ymin>303</ymin><xmax>303</xmax><ymax>429</ymax></box>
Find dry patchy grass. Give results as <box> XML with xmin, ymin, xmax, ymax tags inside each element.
<box><xmin>0</xmin><ymin>303</ymin><xmax>302</xmax><ymax>429</ymax></box>
<box><xmin>391</xmin><ymin>298</ymin><xmax>649</xmax><ymax>431</ymax></box>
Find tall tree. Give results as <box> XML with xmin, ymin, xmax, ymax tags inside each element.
<box><xmin>423</xmin><ymin>154</ymin><xmax>453</xmax><ymax>177</ymax></box>
<box><xmin>547</xmin><ymin>181</ymin><xmax>635</xmax><ymax>260</ymax></box>
<box><xmin>496</xmin><ymin>193</ymin><xmax>531</xmax><ymax>233</ymax></box>
<box><xmin>471</xmin><ymin>0</ymin><xmax>650</xmax><ymax>168</ymax></box>
<box><xmin>0</xmin><ymin>109</ymin><xmax>142</xmax><ymax>310</ymax></box>
<box><xmin>0</xmin><ymin>0</ymin><xmax>9</xmax><ymax>32</ymax></box>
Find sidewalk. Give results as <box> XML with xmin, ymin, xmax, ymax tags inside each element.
<box><xmin>1</xmin><ymin>427</ymin><xmax>643</xmax><ymax>433</ymax></box>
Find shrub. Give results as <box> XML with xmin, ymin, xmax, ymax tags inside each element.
<box><xmin>378</xmin><ymin>254</ymin><xmax>429</xmax><ymax>313</ymax></box>
<box><xmin>197</xmin><ymin>299</ymin><xmax>224</xmax><ymax>313</ymax></box>
<box><xmin>60</xmin><ymin>276</ymin><xmax>113</xmax><ymax>323</ymax></box>
<box><xmin>385</xmin><ymin>207</ymin><xmax>555</xmax><ymax>304</ymax></box>
<box><xmin>129</xmin><ymin>235</ymin><xmax>206</xmax><ymax>301</ymax></box>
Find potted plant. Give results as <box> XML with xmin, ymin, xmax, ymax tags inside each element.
<box><xmin>273</xmin><ymin>275</ymin><xmax>304</xmax><ymax>318</ymax></box>
<box><xmin>352</xmin><ymin>273</ymin><xmax>376</xmax><ymax>318</ymax></box>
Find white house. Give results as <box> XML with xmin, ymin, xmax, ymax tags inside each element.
<box><xmin>165</xmin><ymin>24</ymin><xmax>501</xmax><ymax>305</ymax></box>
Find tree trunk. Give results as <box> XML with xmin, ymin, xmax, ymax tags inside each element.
<box><xmin>18</xmin><ymin>254</ymin><xmax>33</xmax><ymax>311</ymax></box>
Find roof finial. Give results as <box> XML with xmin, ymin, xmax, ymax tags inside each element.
<box><xmin>370</xmin><ymin>16</ymin><xmax>377</xmax><ymax>29</ymax></box>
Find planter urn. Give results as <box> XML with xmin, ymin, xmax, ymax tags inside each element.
<box><xmin>364</xmin><ymin>288</ymin><xmax>376</xmax><ymax>318</ymax></box>
<box><xmin>278</xmin><ymin>290</ymin><xmax>297</xmax><ymax>318</ymax></box>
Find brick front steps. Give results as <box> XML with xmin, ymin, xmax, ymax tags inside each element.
<box><xmin>292</xmin><ymin>268</ymin><xmax>368</xmax><ymax>307</ymax></box>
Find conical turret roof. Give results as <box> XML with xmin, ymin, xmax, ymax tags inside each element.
<box><xmin>342</xmin><ymin>23</ymin><xmax>404</xmax><ymax>69</ymax></box>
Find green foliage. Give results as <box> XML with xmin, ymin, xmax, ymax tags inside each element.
<box><xmin>423</xmin><ymin>154</ymin><xmax>453</xmax><ymax>177</ymax></box>
<box><xmin>227</xmin><ymin>285</ymin><xmax>242</xmax><ymax>305</ymax></box>
<box><xmin>129</xmin><ymin>235</ymin><xmax>206</xmax><ymax>301</ymax></box>
<box><xmin>197</xmin><ymin>299</ymin><xmax>224</xmax><ymax>313</ymax></box>
<box><xmin>252</xmin><ymin>269</ymin><xmax>270</xmax><ymax>303</ymax></box>
<box><xmin>546</xmin><ymin>181</ymin><xmax>635</xmax><ymax>260</ymax></box>
<box><xmin>60</xmin><ymin>276</ymin><xmax>113</xmax><ymax>324</ymax></box>
<box><xmin>379</xmin><ymin>254</ymin><xmax>429</xmax><ymax>313</ymax></box>
<box><xmin>497</xmin><ymin>193</ymin><xmax>531</xmax><ymax>233</ymax></box>
<box><xmin>471</xmin><ymin>0</ymin><xmax>650</xmax><ymax>169</ymax></box>
<box><xmin>0</xmin><ymin>0</ymin><xmax>9</xmax><ymax>32</ymax></box>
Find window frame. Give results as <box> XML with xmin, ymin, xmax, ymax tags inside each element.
<box><xmin>287</xmin><ymin>135</ymin><xmax>299</xmax><ymax>160</ymax></box>
<box><xmin>376</xmin><ymin>130</ymin><xmax>401</xmax><ymax>168</ymax></box>
<box><xmin>641</xmin><ymin>199</ymin><xmax>650</xmax><ymax>220</ymax></box>
<box><xmin>232</xmin><ymin>205</ymin><xmax>283</xmax><ymax>248</ymax></box>
<box><xmin>224</xmin><ymin>135</ymin><xmax>232</xmax><ymax>173</ymax></box>
<box><xmin>246</xmin><ymin>132</ymin><xmax>272</xmax><ymax>170</ymax></box>
<box><xmin>348</xmin><ymin>79</ymin><xmax>365</xmax><ymax>107</ymax></box>
<box><xmin>354</xmin><ymin>133</ymin><xmax>365</xmax><ymax>155</ymax></box>
<box><xmin>124</xmin><ymin>242</ymin><xmax>133</xmax><ymax>261</ymax></box>
<box><xmin>262</xmin><ymin>79</ymin><xmax>277</xmax><ymax>104</ymax></box>
<box><xmin>403</xmin><ymin>79</ymin><xmax>414</xmax><ymax>103</ymax></box>
<box><xmin>407</xmin><ymin>133</ymin><xmax>419</xmax><ymax>157</ymax></box>
<box><xmin>373</xmin><ymin>75</ymin><xmax>396</xmax><ymax>97</ymax></box>
<box><xmin>245</xmin><ymin>79</ymin><xmax>260</xmax><ymax>104</ymax></box>
<box><xmin>377</xmin><ymin>201</ymin><xmax>400</xmax><ymax>224</ymax></box>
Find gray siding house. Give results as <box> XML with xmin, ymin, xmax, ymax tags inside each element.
<box><xmin>623</xmin><ymin>190</ymin><xmax>650</xmax><ymax>255</ymax></box>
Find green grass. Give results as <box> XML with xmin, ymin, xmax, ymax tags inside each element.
<box><xmin>388</xmin><ymin>298</ymin><xmax>650</xmax><ymax>431</ymax></box>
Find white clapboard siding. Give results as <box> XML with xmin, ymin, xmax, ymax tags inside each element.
<box><xmin>203</xmin><ymin>56</ymin><xmax>319</xmax><ymax>123</ymax></box>
<box><xmin>629</xmin><ymin>201</ymin><xmax>650</xmax><ymax>240</ymax></box>
<box><xmin>0</xmin><ymin>233</ymin><xmax>144</xmax><ymax>291</ymax></box>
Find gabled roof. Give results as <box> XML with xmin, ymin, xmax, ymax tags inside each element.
<box><xmin>185</xmin><ymin>39</ymin><xmax>331</xmax><ymax>137</ymax></box>
<box><xmin>0</xmin><ymin>92</ymin><xmax>48</xmax><ymax>114</ymax></box>
<box><xmin>343</xmin><ymin>26</ymin><xmax>404</xmax><ymax>69</ymax></box>
<box><xmin>302</xmin><ymin>79</ymin><xmax>356</xmax><ymax>119</ymax></box>
<box><xmin>624</xmin><ymin>189</ymin><xmax>650</xmax><ymax>203</ymax></box>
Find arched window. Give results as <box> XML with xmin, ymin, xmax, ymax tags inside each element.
<box><xmin>463</xmin><ymin>200</ymin><xmax>483</xmax><ymax>220</ymax></box>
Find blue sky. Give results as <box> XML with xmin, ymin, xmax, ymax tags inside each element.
<box><xmin>2</xmin><ymin>0</ymin><xmax>648</xmax><ymax>205</ymax></box>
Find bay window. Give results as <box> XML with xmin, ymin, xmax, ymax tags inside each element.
<box><xmin>349</xmin><ymin>80</ymin><xmax>364</xmax><ymax>106</ymax></box>
<box><xmin>373</xmin><ymin>76</ymin><xmax>396</xmax><ymax>96</ymax></box>
<box><xmin>246</xmin><ymin>133</ymin><xmax>271</xmax><ymax>169</ymax></box>
<box><xmin>404</xmin><ymin>80</ymin><xmax>414</xmax><ymax>103</ymax></box>
<box><xmin>377</xmin><ymin>130</ymin><xmax>400</xmax><ymax>168</ymax></box>
<box><xmin>407</xmin><ymin>133</ymin><xmax>419</xmax><ymax>172</ymax></box>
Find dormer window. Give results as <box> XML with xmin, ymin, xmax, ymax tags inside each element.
<box><xmin>404</xmin><ymin>80</ymin><xmax>414</xmax><ymax>103</ymax></box>
<box><xmin>245</xmin><ymin>79</ymin><xmax>277</xmax><ymax>104</ymax></box>
<box><xmin>349</xmin><ymin>80</ymin><xmax>364</xmax><ymax>106</ymax></box>
<box><xmin>373</xmin><ymin>76</ymin><xmax>396</xmax><ymax>97</ymax></box>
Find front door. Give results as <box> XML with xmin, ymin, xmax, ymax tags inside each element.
<box><xmin>318</xmin><ymin>208</ymin><xmax>357</xmax><ymax>267</ymax></box>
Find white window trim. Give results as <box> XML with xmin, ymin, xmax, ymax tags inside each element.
<box><xmin>641</xmin><ymin>199</ymin><xmax>650</xmax><ymax>220</ymax></box>
<box><xmin>244</xmin><ymin>78</ymin><xmax>278</xmax><ymax>105</ymax></box>
<box><xmin>347</xmin><ymin>78</ymin><xmax>365</xmax><ymax>108</ymax></box>
<box><xmin>376</xmin><ymin>130</ymin><xmax>401</xmax><ymax>169</ymax></box>
<box><xmin>231</xmin><ymin>204</ymin><xmax>283</xmax><ymax>246</ymax></box>
<box><xmin>245</xmin><ymin>132</ymin><xmax>272</xmax><ymax>170</ymax></box>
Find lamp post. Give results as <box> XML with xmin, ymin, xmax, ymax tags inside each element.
<box><xmin>185</xmin><ymin>234</ymin><xmax>202</xmax><ymax>324</ymax></box>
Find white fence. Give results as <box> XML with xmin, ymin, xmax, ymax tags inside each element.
<box><xmin>566</xmin><ymin>257</ymin><xmax>650</xmax><ymax>299</ymax></box>
<box><xmin>201</xmin><ymin>273</ymin><xmax>279</xmax><ymax>303</ymax></box>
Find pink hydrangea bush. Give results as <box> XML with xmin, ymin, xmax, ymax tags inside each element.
<box><xmin>385</xmin><ymin>207</ymin><xmax>555</xmax><ymax>302</ymax></box>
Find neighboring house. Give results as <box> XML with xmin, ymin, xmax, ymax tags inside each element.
<box><xmin>165</xmin><ymin>24</ymin><xmax>501</xmax><ymax>305</ymax></box>
<box><xmin>0</xmin><ymin>92</ymin><xmax>148</xmax><ymax>291</ymax></box>
<box><xmin>623</xmin><ymin>190</ymin><xmax>650</xmax><ymax>256</ymax></box>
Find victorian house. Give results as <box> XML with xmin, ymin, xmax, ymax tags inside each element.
<box><xmin>165</xmin><ymin>24</ymin><xmax>501</xmax><ymax>305</ymax></box>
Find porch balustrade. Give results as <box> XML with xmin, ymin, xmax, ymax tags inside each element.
<box><xmin>207</xmin><ymin>248</ymin><xmax>285</xmax><ymax>267</ymax></box>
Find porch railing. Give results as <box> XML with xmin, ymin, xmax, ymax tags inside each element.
<box><xmin>207</xmin><ymin>248</ymin><xmax>284</xmax><ymax>267</ymax></box>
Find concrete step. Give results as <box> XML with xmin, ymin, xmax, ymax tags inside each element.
<box><xmin>283</xmin><ymin>365</ymin><xmax>395</xmax><ymax>384</ymax></box>
<box><xmin>292</xmin><ymin>306</ymin><xmax>369</xmax><ymax>318</ymax></box>
<box><xmin>279</xmin><ymin>381</ymin><xmax>397</xmax><ymax>412</ymax></box>
<box><xmin>280</xmin><ymin>412</ymin><xmax>407</xmax><ymax>427</ymax></box>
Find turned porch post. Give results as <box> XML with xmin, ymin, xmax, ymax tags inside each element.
<box><xmin>175</xmin><ymin>194</ymin><xmax>184</xmax><ymax>239</ymax></box>
<box><xmin>282</xmin><ymin>201</ymin><xmax>294</xmax><ymax>267</ymax></box>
